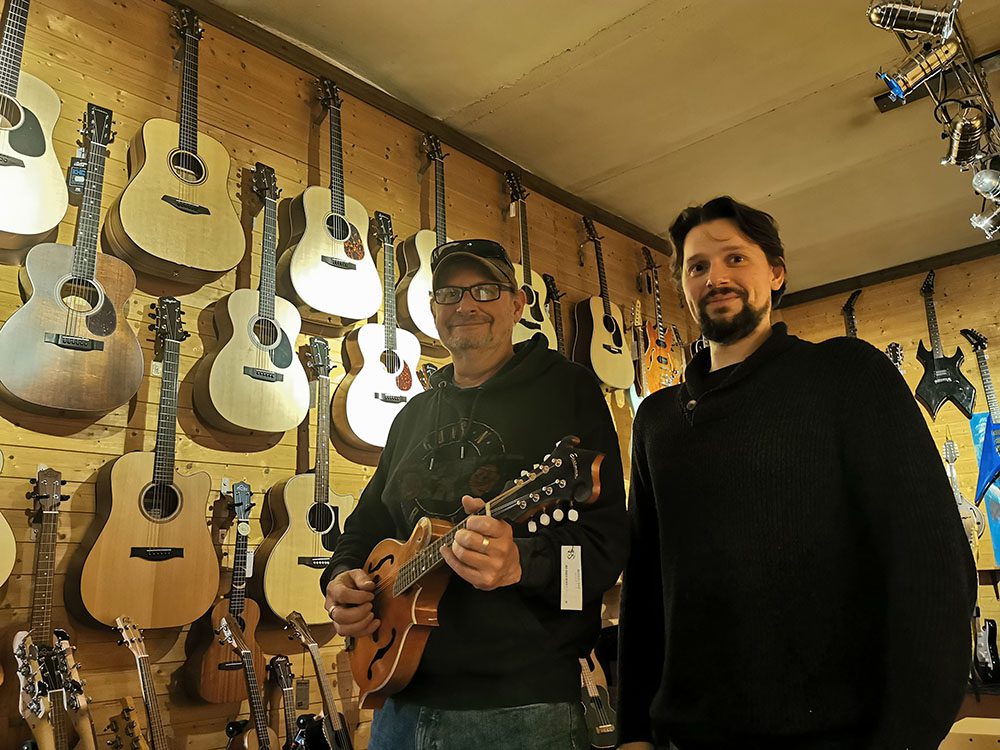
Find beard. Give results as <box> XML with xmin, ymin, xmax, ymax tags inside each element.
<box><xmin>440</xmin><ymin>313</ymin><xmax>496</xmax><ymax>353</ymax></box>
<box><xmin>697</xmin><ymin>287</ymin><xmax>768</xmax><ymax>344</ymax></box>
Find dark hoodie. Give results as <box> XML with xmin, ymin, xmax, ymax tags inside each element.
<box><xmin>321</xmin><ymin>334</ymin><xmax>628</xmax><ymax>709</ymax></box>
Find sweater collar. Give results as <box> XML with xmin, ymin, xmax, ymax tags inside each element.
<box><xmin>683</xmin><ymin>322</ymin><xmax>797</xmax><ymax>398</ymax></box>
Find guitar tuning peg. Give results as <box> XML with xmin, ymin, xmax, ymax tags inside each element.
<box><xmin>568</xmin><ymin>508</ymin><xmax>579</xmax><ymax>522</ymax></box>
<box><xmin>149</xmin><ymin>303</ymin><xmax>157</xmax><ymax>309</ymax></box>
<box><xmin>539</xmin><ymin>513</ymin><xmax>551</xmax><ymax>526</ymax></box>
<box><xmin>148</xmin><ymin>324</ymin><xmax>155</xmax><ymax>330</ymax></box>
<box><xmin>29</xmin><ymin>478</ymin><xmax>36</xmax><ymax>484</ymax></box>
<box><xmin>61</xmin><ymin>494</ymin><xmax>71</xmax><ymax>500</ymax></box>
<box><xmin>552</xmin><ymin>508</ymin><xmax>564</xmax><ymax>522</ymax></box>
<box><xmin>527</xmin><ymin>520</ymin><xmax>538</xmax><ymax>534</ymax></box>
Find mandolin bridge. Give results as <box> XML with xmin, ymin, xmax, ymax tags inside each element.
<box><xmin>0</xmin><ymin>153</ymin><xmax>25</xmax><ymax>168</ymax></box>
<box><xmin>44</xmin><ymin>333</ymin><xmax>104</xmax><ymax>351</ymax></box>
<box><xmin>244</xmin><ymin>366</ymin><xmax>284</xmax><ymax>382</ymax></box>
<box><xmin>297</xmin><ymin>556</ymin><xmax>333</xmax><ymax>569</ymax></box>
<box><xmin>375</xmin><ymin>393</ymin><xmax>407</xmax><ymax>404</ymax></box>
<box><xmin>321</xmin><ymin>256</ymin><xmax>356</xmax><ymax>270</ymax></box>
<box><xmin>130</xmin><ymin>547</ymin><xmax>183</xmax><ymax>561</ymax></box>
<box><xmin>161</xmin><ymin>195</ymin><xmax>210</xmax><ymax>215</ymax></box>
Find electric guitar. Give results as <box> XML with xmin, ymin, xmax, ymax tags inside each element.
<box><xmin>959</xmin><ymin>328</ymin><xmax>1000</xmax><ymax>505</ymax></box>
<box><xmin>0</xmin><ymin>102</ymin><xmax>143</xmax><ymax>415</ymax></box>
<box><xmin>255</xmin><ymin>336</ymin><xmax>357</xmax><ymax>624</ymax></box>
<box><xmin>915</xmin><ymin>270</ymin><xmax>976</xmax><ymax>419</ymax></box>
<box><xmin>0</xmin><ymin>0</ymin><xmax>68</xmax><ymax>260</ymax></box>
<box><xmin>115</xmin><ymin>617</ymin><xmax>171</xmax><ymax>750</ymax></box>
<box><xmin>639</xmin><ymin>247</ymin><xmax>681</xmax><ymax>394</ymax></box>
<box><xmin>975</xmin><ymin>608</ymin><xmax>1000</xmax><ymax>684</ymax></box>
<box><xmin>103</xmin><ymin>7</ymin><xmax>243</xmax><ymax>283</ymax></box>
<box><xmin>276</xmin><ymin>79</ymin><xmax>381</xmax><ymax>329</ymax></box>
<box><xmin>347</xmin><ymin>436</ymin><xmax>603</xmax><ymax>708</ymax></box>
<box><xmin>506</xmin><ymin>171</ymin><xmax>557</xmax><ymax>349</ymax></box>
<box><xmin>219</xmin><ymin>617</ymin><xmax>281</xmax><ymax>750</ymax></box>
<box><xmin>626</xmin><ymin>300</ymin><xmax>645</xmax><ymax>415</ymax></box>
<box><xmin>186</xmin><ymin>481</ymin><xmax>266</xmax><ymax>703</ymax></box>
<box><xmin>573</xmin><ymin>218</ymin><xmax>633</xmax><ymax>390</ymax></box>
<box><xmin>106</xmin><ymin>697</ymin><xmax>152</xmax><ymax>750</ymax></box>
<box><xmin>395</xmin><ymin>134</ymin><xmax>449</xmax><ymax>355</ymax></box>
<box><xmin>886</xmin><ymin>342</ymin><xmax>905</xmax><ymax>375</ymax></box>
<box><xmin>332</xmin><ymin>210</ymin><xmax>423</xmax><ymax>453</ymax></box>
<box><xmin>579</xmin><ymin>651</ymin><xmax>617</xmax><ymax>750</ymax></box>
<box><xmin>943</xmin><ymin>437</ymin><xmax>985</xmax><ymax>550</ymax></box>
<box><xmin>542</xmin><ymin>273</ymin><xmax>566</xmax><ymax>355</ymax></box>
<box><xmin>286</xmin><ymin>612</ymin><xmax>355</xmax><ymax>749</ymax></box>
<box><xmin>76</xmin><ymin>297</ymin><xmax>220</xmax><ymax>628</ymax></box>
<box><xmin>842</xmin><ymin>289</ymin><xmax>904</xmax><ymax>373</ymax></box>
<box><xmin>193</xmin><ymin>162</ymin><xmax>310</xmax><ymax>434</ymax></box>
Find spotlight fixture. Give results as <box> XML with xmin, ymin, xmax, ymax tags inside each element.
<box><xmin>877</xmin><ymin>37</ymin><xmax>960</xmax><ymax>100</ymax></box>
<box><xmin>972</xmin><ymin>158</ymin><xmax>1000</xmax><ymax>201</ymax></box>
<box><xmin>939</xmin><ymin>103</ymin><xmax>986</xmax><ymax>167</ymax></box>
<box><xmin>971</xmin><ymin>203</ymin><xmax>1000</xmax><ymax>239</ymax></box>
<box><xmin>868</xmin><ymin>2</ymin><xmax>956</xmax><ymax>38</ymax></box>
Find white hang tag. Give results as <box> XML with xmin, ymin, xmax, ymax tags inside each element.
<box><xmin>560</xmin><ymin>545</ymin><xmax>582</xmax><ymax>611</ymax></box>
<box><xmin>244</xmin><ymin>548</ymin><xmax>255</xmax><ymax>578</ymax></box>
<box><xmin>509</xmin><ymin>201</ymin><xmax>517</xmax><ymax>218</ymax></box>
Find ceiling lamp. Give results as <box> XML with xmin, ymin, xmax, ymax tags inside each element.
<box><xmin>868</xmin><ymin>2</ymin><xmax>956</xmax><ymax>38</ymax></box>
<box><xmin>972</xmin><ymin>158</ymin><xmax>1000</xmax><ymax>201</ymax></box>
<box><xmin>971</xmin><ymin>204</ymin><xmax>1000</xmax><ymax>239</ymax></box>
<box><xmin>939</xmin><ymin>102</ymin><xmax>986</xmax><ymax>167</ymax></box>
<box><xmin>877</xmin><ymin>37</ymin><xmax>960</xmax><ymax>100</ymax></box>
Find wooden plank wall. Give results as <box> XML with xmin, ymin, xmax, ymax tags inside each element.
<box><xmin>0</xmin><ymin>0</ymin><xmax>686</xmax><ymax>747</ymax></box>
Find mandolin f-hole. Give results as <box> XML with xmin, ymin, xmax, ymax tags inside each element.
<box><xmin>168</xmin><ymin>149</ymin><xmax>206</xmax><ymax>185</ymax></box>
<box><xmin>140</xmin><ymin>482</ymin><xmax>181</xmax><ymax>521</ymax></box>
<box><xmin>0</xmin><ymin>93</ymin><xmax>24</xmax><ymax>130</ymax></box>
<box><xmin>58</xmin><ymin>277</ymin><xmax>102</xmax><ymax>315</ymax></box>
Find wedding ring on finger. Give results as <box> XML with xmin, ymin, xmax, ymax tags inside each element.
<box><xmin>481</xmin><ymin>536</ymin><xmax>490</xmax><ymax>551</ymax></box>
<box><xmin>327</xmin><ymin>604</ymin><xmax>336</xmax><ymax>618</ymax></box>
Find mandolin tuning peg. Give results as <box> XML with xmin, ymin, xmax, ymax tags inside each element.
<box><xmin>568</xmin><ymin>508</ymin><xmax>579</xmax><ymax>522</ymax></box>
<box><xmin>552</xmin><ymin>508</ymin><xmax>564</xmax><ymax>522</ymax></box>
<box><xmin>539</xmin><ymin>513</ymin><xmax>551</xmax><ymax>526</ymax></box>
<box><xmin>527</xmin><ymin>520</ymin><xmax>538</xmax><ymax>534</ymax></box>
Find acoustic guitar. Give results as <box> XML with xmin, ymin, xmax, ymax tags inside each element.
<box><xmin>573</xmin><ymin>218</ymin><xmax>633</xmax><ymax>390</ymax></box>
<box><xmin>506</xmin><ymin>171</ymin><xmax>557</xmax><ymax>349</ymax></box>
<box><xmin>915</xmin><ymin>270</ymin><xmax>976</xmax><ymax>419</ymax></box>
<box><xmin>347</xmin><ymin>436</ymin><xmax>603</xmax><ymax>708</ymax></box>
<box><xmin>0</xmin><ymin>481</ymin><xmax>13</xmax><ymax>590</ymax></box>
<box><xmin>959</xmin><ymin>328</ymin><xmax>1000</xmax><ymax>506</ymax></box>
<box><xmin>542</xmin><ymin>273</ymin><xmax>567</xmax><ymax>356</ymax></box>
<box><xmin>394</xmin><ymin>133</ymin><xmax>448</xmax><ymax>355</ymax></box>
<box><xmin>186</xmin><ymin>481</ymin><xmax>266</xmax><ymax>703</ymax></box>
<box><xmin>115</xmin><ymin>616</ymin><xmax>171</xmax><ymax>750</ymax></box>
<box><xmin>76</xmin><ymin>297</ymin><xmax>220</xmax><ymax>628</ymax></box>
<box><xmin>0</xmin><ymin>0</ymin><xmax>68</xmax><ymax>260</ymax></box>
<box><xmin>193</xmin><ymin>162</ymin><xmax>310</xmax><ymax>434</ymax></box>
<box><xmin>254</xmin><ymin>336</ymin><xmax>357</xmax><ymax>624</ymax></box>
<box><xmin>105</xmin><ymin>696</ymin><xmax>151</xmax><ymax>750</ymax></box>
<box><xmin>0</xmin><ymin>102</ymin><xmax>143</xmax><ymax>415</ymax></box>
<box><xmin>219</xmin><ymin>617</ymin><xmax>281</xmax><ymax>750</ymax></box>
<box><xmin>276</xmin><ymin>79</ymin><xmax>381</xmax><ymax>329</ymax></box>
<box><xmin>332</xmin><ymin>210</ymin><xmax>423</xmax><ymax>453</ymax></box>
<box><xmin>103</xmin><ymin>8</ymin><xmax>243</xmax><ymax>283</ymax></box>
<box><xmin>579</xmin><ymin>651</ymin><xmax>617</xmax><ymax>750</ymax></box>
<box><xmin>639</xmin><ymin>247</ymin><xmax>681</xmax><ymax>395</ymax></box>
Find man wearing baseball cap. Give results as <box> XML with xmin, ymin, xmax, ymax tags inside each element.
<box><xmin>323</xmin><ymin>238</ymin><xmax>628</xmax><ymax>749</ymax></box>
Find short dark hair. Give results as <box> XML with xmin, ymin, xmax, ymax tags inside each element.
<box><xmin>668</xmin><ymin>196</ymin><xmax>787</xmax><ymax>307</ymax></box>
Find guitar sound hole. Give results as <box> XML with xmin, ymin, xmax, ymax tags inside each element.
<box><xmin>168</xmin><ymin>149</ymin><xmax>206</xmax><ymax>185</ymax></box>
<box><xmin>59</xmin><ymin>278</ymin><xmax>101</xmax><ymax>314</ymax></box>
<box><xmin>307</xmin><ymin>503</ymin><xmax>336</xmax><ymax>534</ymax></box>
<box><xmin>0</xmin><ymin>93</ymin><xmax>23</xmax><ymax>130</ymax></box>
<box><xmin>602</xmin><ymin>315</ymin><xmax>617</xmax><ymax>335</ymax></box>
<box><xmin>381</xmin><ymin>350</ymin><xmax>401</xmax><ymax>375</ymax></box>
<box><xmin>326</xmin><ymin>213</ymin><xmax>351</xmax><ymax>243</ymax></box>
<box><xmin>252</xmin><ymin>318</ymin><xmax>280</xmax><ymax>348</ymax></box>
<box><xmin>141</xmin><ymin>483</ymin><xmax>180</xmax><ymax>521</ymax></box>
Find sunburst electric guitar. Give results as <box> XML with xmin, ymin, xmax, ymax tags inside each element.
<box><xmin>639</xmin><ymin>247</ymin><xmax>681</xmax><ymax>394</ymax></box>
<box><xmin>506</xmin><ymin>171</ymin><xmax>557</xmax><ymax>349</ymax></box>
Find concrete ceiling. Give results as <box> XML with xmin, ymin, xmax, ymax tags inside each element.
<box><xmin>214</xmin><ymin>0</ymin><xmax>1000</xmax><ymax>292</ymax></box>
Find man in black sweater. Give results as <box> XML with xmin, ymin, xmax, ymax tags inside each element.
<box><xmin>618</xmin><ymin>196</ymin><xmax>976</xmax><ymax>750</ymax></box>
<box><xmin>322</xmin><ymin>239</ymin><xmax>628</xmax><ymax>750</ymax></box>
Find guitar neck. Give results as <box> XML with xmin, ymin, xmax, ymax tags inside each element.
<box><xmin>551</xmin><ymin>295</ymin><xmax>564</xmax><ymax>354</ymax></box>
<box><xmin>593</xmin><ymin>240</ymin><xmax>611</xmax><ymax>316</ymax></box>
<box><xmin>152</xmin><ymin>339</ymin><xmax>180</xmax><ymax>484</ymax></box>
<box><xmin>281</xmin><ymin>685</ymin><xmax>298</xmax><ymax>743</ymax></box>
<box><xmin>29</xmin><ymin>500</ymin><xmax>59</xmax><ymax>635</ymax></box>
<box><xmin>227</xmin><ymin>515</ymin><xmax>251</xmax><ymax>619</ymax></box>
<box><xmin>314</xmin><ymin>374</ymin><xmax>331</xmax><ymax>504</ymax></box>
<box><xmin>0</xmin><ymin>0</ymin><xmax>29</xmax><ymax>96</ymax></box>
<box><xmin>434</xmin><ymin>157</ymin><xmax>447</xmax><ymax>246</ymax></box>
<box><xmin>923</xmin><ymin>296</ymin><xmax>945</xmax><ymax>359</ymax></box>
<box><xmin>257</xmin><ymin>195</ymin><xmax>279</xmax><ymax>321</ymax></box>
<box><xmin>49</xmin><ymin>689</ymin><xmax>70</xmax><ymax>750</ymax></box>
<box><xmin>328</xmin><ymin>103</ymin><xmax>346</xmax><ymax>216</ymax></box>
<box><xmin>240</xmin><ymin>651</ymin><xmax>273</xmax><ymax>749</ymax></box>
<box><xmin>975</xmin><ymin>349</ymin><xmax>1000</xmax><ymax>422</ymax></box>
<box><xmin>72</xmin><ymin>137</ymin><xmax>109</xmax><ymax>280</ymax></box>
<box><xmin>843</xmin><ymin>312</ymin><xmax>857</xmax><ymax>339</ymax></box>
<box><xmin>651</xmin><ymin>269</ymin><xmax>665</xmax><ymax>342</ymax></box>
<box><xmin>518</xmin><ymin>201</ymin><xmax>531</xmax><ymax>279</ymax></box>
<box><xmin>382</xmin><ymin>239</ymin><xmax>397</xmax><ymax>348</ymax></box>
<box><xmin>306</xmin><ymin>642</ymin><xmax>349</xmax><ymax>743</ymax></box>
<box><xmin>136</xmin><ymin>654</ymin><xmax>170</xmax><ymax>750</ymax></box>
<box><xmin>578</xmin><ymin>658</ymin><xmax>601</xmax><ymax>700</ymax></box>
<box><xmin>178</xmin><ymin>27</ymin><xmax>200</xmax><ymax>154</ymax></box>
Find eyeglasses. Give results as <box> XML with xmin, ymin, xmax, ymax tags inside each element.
<box><xmin>433</xmin><ymin>283</ymin><xmax>513</xmax><ymax>305</ymax></box>
<box><xmin>431</xmin><ymin>239</ymin><xmax>510</xmax><ymax>267</ymax></box>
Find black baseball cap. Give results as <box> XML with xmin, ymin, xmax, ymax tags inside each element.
<box><xmin>430</xmin><ymin>239</ymin><xmax>517</xmax><ymax>290</ymax></box>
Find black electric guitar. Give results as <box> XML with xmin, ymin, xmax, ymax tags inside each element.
<box><xmin>506</xmin><ymin>171</ymin><xmax>557</xmax><ymax>349</ymax></box>
<box><xmin>841</xmin><ymin>290</ymin><xmax>862</xmax><ymax>338</ymax></box>
<box><xmin>579</xmin><ymin>651</ymin><xmax>617</xmax><ymax>749</ymax></box>
<box><xmin>542</xmin><ymin>273</ymin><xmax>567</xmax><ymax>356</ymax></box>
<box><xmin>915</xmin><ymin>271</ymin><xmax>976</xmax><ymax>419</ymax></box>
<box><xmin>975</xmin><ymin>607</ymin><xmax>1000</xmax><ymax>684</ymax></box>
<box><xmin>959</xmin><ymin>328</ymin><xmax>1000</xmax><ymax>506</ymax></box>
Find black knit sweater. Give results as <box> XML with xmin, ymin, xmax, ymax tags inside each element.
<box><xmin>618</xmin><ymin>323</ymin><xmax>976</xmax><ymax>749</ymax></box>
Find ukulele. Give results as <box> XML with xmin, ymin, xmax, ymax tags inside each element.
<box><xmin>103</xmin><ymin>7</ymin><xmax>243</xmax><ymax>283</ymax></box>
<box><xmin>943</xmin><ymin>437</ymin><xmax>985</xmax><ymax>551</ymax></box>
<box><xmin>0</xmin><ymin>0</ymin><xmax>67</xmax><ymax>259</ymax></box>
<box><xmin>106</xmin><ymin>696</ymin><xmax>152</xmax><ymax>750</ymax></box>
<box><xmin>506</xmin><ymin>171</ymin><xmax>557</xmax><ymax>349</ymax></box>
<box><xmin>579</xmin><ymin>651</ymin><xmax>617</xmax><ymax>750</ymax></box>
<box><xmin>267</xmin><ymin>656</ymin><xmax>302</xmax><ymax>750</ymax></box>
<box><xmin>193</xmin><ymin>162</ymin><xmax>310</xmax><ymax>434</ymax></box>
<box><xmin>394</xmin><ymin>134</ymin><xmax>449</xmax><ymax>355</ymax></box>
<box><xmin>77</xmin><ymin>297</ymin><xmax>220</xmax><ymax>628</ymax></box>
<box><xmin>276</xmin><ymin>79</ymin><xmax>381</xmax><ymax>329</ymax></box>
<box><xmin>573</xmin><ymin>218</ymin><xmax>633</xmax><ymax>390</ymax></box>
<box><xmin>186</xmin><ymin>481</ymin><xmax>266</xmax><ymax>703</ymax></box>
<box><xmin>332</xmin><ymin>210</ymin><xmax>423</xmax><ymax>453</ymax></box>
<box><xmin>255</xmin><ymin>336</ymin><xmax>357</xmax><ymax>624</ymax></box>
<box><xmin>959</xmin><ymin>328</ymin><xmax>1000</xmax><ymax>506</ymax></box>
<box><xmin>842</xmin><ymin>289</ymin><xmax>905</xmax><ymax>373</ymax></box>
<box><xmin>0</xmin><ymin>102</ymin><xmax>143</xmax><ymax>415</ymax></box>
<box><xmin>115</xmin><ymin>617</ymin><xmax>171</xmax><ymax>750</ymax></box>
<box><xmin>218</xmin><ymin>617</ymin><xmax>281</xmax><ymax>750</ymax></box>
<box><xmin>286</xmin><ymin>612</ymin><xmax>355</xmax><ymax>749</ymax></box>
<box><xmin>542</xmin><ymin>273</ymin><xmax>566</xmax><ymax>356</ymax></box>
<box><xmin>639</xmin><ymin>247</ymin><xmax>681</xmax><ymax>394</ymax></box>
<box><xmin>347</xmin><ymin>435</ymin><xmax>604</xmax><ymax>708</ymax></box>
<box><xmin>915</xmin><ymin>270</ymin><xmax>976</xmax><ymax>419</ymax></box>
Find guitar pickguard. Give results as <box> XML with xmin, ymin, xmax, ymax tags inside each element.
<box><xmin>269</xmin><ymin>328</ymin><xmax>294</xmax><ymax>369</ymax></box>
<box><xmin>86</xmin><ymin>292</ymin><xmax>117</xmax><ymax>337</ymax></box>
<box><xmin>8</xmin><ymin>105</ymin><xmax>46</xmax><ymax>158</ymax></box>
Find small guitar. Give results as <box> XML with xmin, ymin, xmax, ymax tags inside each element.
<box><xmin>506</xmin><ymin>171</ymin><xmax>557</xmax><ymax>349</ymax></box>
<box><xmin>219</xmin><ymin>617</ymin><xmax>281</xmax><ymax>750</ymax></box>
<box><xmin>186</xmin><ymin>481</ymin><xmax>266</xmax><ymax>703</ymax></box>
<box><xmin>115</xmin><ymin>617</ymin><xmax>171</xmax><ymax>750</ymax></box>
<box><xmin>277</xmin><ymin>79</ymin><xmax>381</xmax><ymax>328</ymax></box>
<box><xmin>542</xmin><ymin>273</ymin><xmax>567</xmax><ymax>356</ymax></box>
<box><xmin>943</xmin><ymin>437</ymin><xmax>985</xmax><ymax>549</ymax></box>
<box><xmin>395</xmin><ymin>134</ymin><xmax>449</xmax><ymax>355</ymax></box>
<box><xmin>579</xmin><ymin>651</ymin><xmax>617</xmax><ymax>750</ymax></box>
<box><xmin>959</xmin><ymin>328</ymin><xmax>1000</xmax><ymax>505</ymax></box>
<box><xmin>105</xmin><ymin>697</ymin><xmax>151</xmax><ymax>750</ymax></box>
<box><xmin>0</xmin><ymin>0</ymin><xmax>68</xmax><ymax>260</ymax></box>
<box><xmin>332</xmin><ymin>210</ymin><xmax>423</xmax><ymax>453</ymax></box>
<box><xmin>193</xmin><ymin>162</ymin><xmax>310</xmax><ymax>434</ymax></box>
<box><xmin>286</xmin><ymin>612</ymin><xmax>354</xmax><ymax>749</ymax></box>
<box><xmin>255</xmin><ymin>337</ymin><xmax>357</xmax><ymax>624</ymax></box>
<box><xmin>639</xmin><ymin>247</ymin><xmax>681</xmax><ymax>394</ymax></box>
<box><xmin>348</xmin><ymin>435</ymin><xmax>603</xmax><ymax>708</ymax></box>
<box><xmin>915</xmin><ymin>270</ymin><xmax>976</xmax><ymax>419</ymax></box>
<box><xmin>843</xmin><ymin>289</ymin><xmax>904</xmax><ymax>372</ymax></box>
<box><xmin>103</xmin><ymin>7</ymin><xmax>244</xmax><ymax>283</ymax></box>
<box><xmin>0</xmin><ymin>102</ymin><xmax>144</xmax><ymax>415</ymax></box>
<box><xmin>573</xmin><ymin>218</ymin><xmax>633</xmax><ymax>390</ymax></box>
<box><xmin>267</xmin><ymin>655</ymin><xmax>302</xmax><ymax>750</ymax></box>
<box><xmin>77</xmin><ymin>297</ymin><xmax>219</xmax><ymax>628</ymax></box>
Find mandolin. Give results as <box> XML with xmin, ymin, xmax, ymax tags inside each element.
<box><xmin>915</xmin><ymin>270</ymin><xmax>976</xmax><ymax>419</ymax></box>
<box><xmin>573</xmin><ymin>218</ymin><xmax>633</xmax><ymax>390</ymax></box>
<box><xmin>943</xmin><ymin>437</ymin><xmax>985</xmax><ymax>555</ymax></box>
<box><xmin>115</xmin><ymin>617</ymin><xmax>171</xmax><ymax>750</ymax></box>
<box><xmin>506</xmin><ymin>171</ymin><xmax>557</xmax><ymax>349</ymax></box>
<box><xmin>579</xmin><ymin>651</ymin><xmax>617</xmax><ymax>750</ymax></box>
<box><xmin>76</xmin><ymin>297</ymin><xmax>220</xmax><ymax>628</ymax></box>
<box><xmin>193</xmin><ymin>162</ymin><xmax>310</xmax><ymax>434</ymax></box>
<box><xmin>347</xmin><ymin>436</ymin><xmax>603</xmax><ymax>708</ymax></box>
<box><xmin>186</xmin><ymin>481</ymin><xmax>266</xmax><ymax>703</ymax></box>
<box><xmin>0</xmin><ymin>102</ymin><xmax>143</xmax><ymax>415</ymax></box>
<box><xmin>276</xmin><ymin>79</ymin><xmax>381</xmax><ymax>329</ymax></box>
<box><xmin>394</xmin><ymin>133</ymin><xmax>449</xmax><ymax>356</ymax></box>
<box><xmin>0</xmin><ymin>0</ymin><xmax>68</xmax><ymax>260</ymax></box>
<box><xmin>959</xmin><ymin>328</ymin><xmax>1000</xmax><ymax>506</ymax></box>
<box><xmin>542</xmin><ymin>273</ymin><xmax>567</xmax><ymax>356</ymax></box>
<box><xmin>255</xmin><ymin>336</ymin><xmax>357</xmax><ymax>624</ymax></box>
<box><xmin>105</xmin><ymin>696</ymin><xmax>152</xmax><ymax>750</ymax></box>
<box><xmin>219</xmin><ymin>617</ymin><xmax>281</xmax><ymax>750</ymax></box>
<box><xmin>102</xmin><ymin>7</ymin><xmax>243</xmax><ymax>283</ymax></box>
<box><xmin>331</xmin><ymin>210</ymin><xmax>423</xmax><ymax>454</ymax></box>
<box><xmin>639</xmin><ymin>247</ymin><xmax>681</xmax><ymax>395</ymax></box>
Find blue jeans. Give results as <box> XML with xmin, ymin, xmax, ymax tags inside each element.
<box><xmin>368</xmin><ymin>698</ymin><xmax>589</xmax><ymax>750</ymax></box>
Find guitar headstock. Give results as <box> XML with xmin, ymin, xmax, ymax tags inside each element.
<box><xmin>150</xmin><ymin>296</ymin><xmax>188</xmax><ymax>345</ymax></box>
<box><xmin>82</xmin><ymin>103</ymin><xmax>115</xmax><ymax>150</ymax></box>
<box><xmin>641</xmin><ymin>246</ymin><xmax>658</xmax><ymax>272</ymax></box>
<box><xmin>318</xmin><ymin>78</ymin><xmax>342</xmax><ymax>111</ymax></box>
<box><xmin>115</xmin><ymin>616</ymin><xmax>149</xmax><ymax>660</ymax></box>
<box><xmin>504</xmin><ymin>170</ymin><xmax>528</xmax><ymax>203</ymax></box>
<box><xmin>886</xmin><ymin>342</ymin><xmax>905</xmax><ymax>371</ymax></box>
<box><xmin>305</xmin><ymin>336</ymin><xmax>333</xmax><ymax>379</ymax></box>
<box><xmin>28</xmin><ymin>466</ymin><xmax>66</xmax><ymax>512</ymax></box>
<box><xmin>171</xmin><ymin>6</ymin><xmax>203</xmax><ymax>40</ymax></box>
<box><xmin>943</xmin><ymin>437</ymin><xmax>959</xmax><ymax>465</ymax></box>
<box><xmin>218</xmin><ymin>616</ymin><xmax>251</xmax><ymax>655</ymax></box>
<box><xmin>267</xmin><ymin>655</ymin><xmax>295</xmax><ymax>692</ymax></box>
<box><xmin>106</xmin><ymin>696</ymin><xmax>150</xmax><ymax>750</ymax></box>
<box><xmin>961</xmin><ymin>328</ymin><xmax>988</xmax><ymax>352</ymax></box>
<box><xmin>251</xmin><ymin>162</ymin><xmax>280</xmax><ymax>203</ymax></box>
<box><xmin>231</xmin><ymin>481</ymin><xmax>253</xmax><ymax>523</ymax></box>
<box><xmin>842</xmin><ymin>289</ymin><xmax>862</xmax><ymax>315</ymax></box>
<box><xmin>36</xmin><ymin>644</ymin><xmax>70</xmax><ymax>709</ymax></box>
<box><xmin>374</xmin><ymin>210</ymin><xmax>395</xmax><ymax>247</ymax></box>
<box><xmin>542</xmin><ymin>273</ymin><xmax>564</xmax><ymax>302</ymax></box>
<box><xmin>630</xmin><ymin>299</ymin><xmax>643</xmax><ymax>329</ymax></box>
<box><xmin>423</xmin><ymin>134</ymin><xmax>445</xmax><ymax>163</ymax></box>
<box><xmin>582</xmin><ymin>216</ymin><xmax>602</xmax><ymax>245</ymax></box>
<box><xmin>285</xmin><ymin>611</ymin><xmax>318</xmax><ymax>650</ymax></box>
<box><xmin>920</xmin><ymin>270</ymin><xmax>936</xmax><ymax>298</ymax></box>
<box><xmin>416</xmin><ymin>363</ymin><xmax>439</xmax><ymax>390</ymax></box>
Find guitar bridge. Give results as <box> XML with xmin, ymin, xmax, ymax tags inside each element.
<box><xmin>321</xmin><ymin>256</ymin><xmax>357</xmax><ymax>270</ymax></box>
<box><xmin>44</xmin><ymin>333</ymin><xmax>104</xmax><ymax>352</ymax></box>
<box><xmin>518</xmin><ymin>319</ymin><xmax>541</xmax><ymax>330</ymax></box>
<box><xmin>129</xmin><ymin>547</ymin><xmax>183</xmax><ymax>561</ymax></box>
<box><xmin>297</xmin><ymin>556</ymin><xmax>333</xmax><ymax>569</ymax></box>
<box><xmin>602</xmin><ymin>344</ymin><xmax>622</xmax><ymax>355</ymax></box>
<box><xmin>161</xmin><ymin>195</ymin><xmax>210</xmax><ymax>215</ymax></box>
<box><xmin>375</xmin><ymin>393</ymin><xmax>407</xmax><ymax>404</ymax></box>
<box><xmin>243</xmin><ymin>366</ymin><xmax>284</xmax><ymax>382</ymax></box>
<box><xmin>217</xmin><ymin>661</ymin><xmax>243</xmax><ymax>671</ymax></box>
<box><xmin>0</xmin><ymin>154</ymin><xmax>25</xmax><ymax>168</ymax></box>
